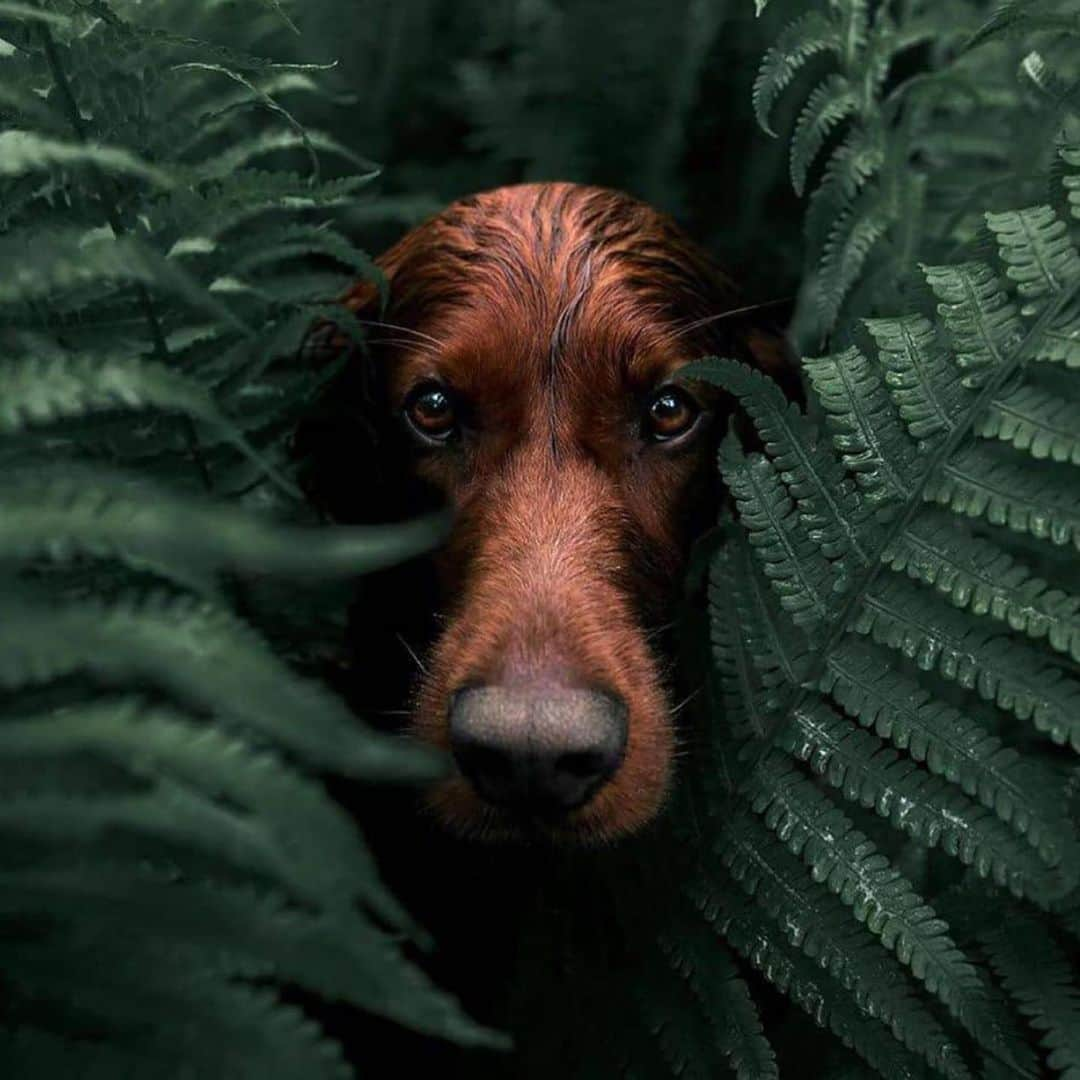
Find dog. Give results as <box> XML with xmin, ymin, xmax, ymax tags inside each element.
<box><xmin>303</xmin><ymin>182</ymin><xmax>791</xmax><ymax>845</ymax></box>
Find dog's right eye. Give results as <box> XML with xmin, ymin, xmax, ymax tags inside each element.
<box><xmin>404</xmin><ymin>382</ymin><xmax>457</xmax><ymax>442</ymax></box>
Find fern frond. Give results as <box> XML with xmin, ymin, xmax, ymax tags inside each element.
<box><xmin>659</xmin><ymin>911</ymin><xmax>778</xmax><ymax>1080</ymax></box>
<box><xmin>791</xmin><ymin>74</ymin><xmax>859</xmax><ymax>197</ymax></box>
<box><xmin>803</xmin><ymin>347</ymin><xmax>918</xmax><ymax>503</ymax></box>
<box><xmin>865</xmin><ymin>314</ymin><xmax>973</xmax><ymax>444</ymax></box>
<box><xmin>927</xmin><ymin>444</ymin><xmax>1080</xmax><ymax>548</ymax></box>
<box><xmin>0</xmin><ymin>467</ymin><xmax>443</xmax><ymax>588</ymax></box>
<box><xmin>0</xmin><ymin>130</ymin><xmax>174</xmax><ymax>187</ymax></box>
<box><xmin>714</xmin><ymin>810</ymin><xmax>971</xmax><ymax>1078</ymax></box>
<box><xmin>0</xmin><ymin>357</ymin><xmax>296</xmax><ymax>497</ymax></box>
<box><xmin>816</xmin><ymin>190</ymin><xmax>891</xmax><ymax>328</ymax></box>
<box><xmin>858</xmin><ymin>575</ymin><xmax>1080</xmax><ymax>750</ymax></box>
<box><xmin>748</xmin><ymin>752</ymin><xmax>1028</xmax><ymax>1074</ymax></box>
<box><xmin>922</xmin><ymin>262</ymin><xmax>1024</xmax><ymax>387</ymax></box>
<box><xmin>753</xmin><ymin>12</ymin><xmax>839</xmax><ymax>136</ymax></box>
<box><xmin>986</xmin><ymin>205</ymin><xmax>1080</xmax><ymax>316</ymax></box>
<box><xmin>779</xmin><ymin>697</ymin><xmax>1066</xmax><ymax>898</ymax></box>
<box><xmin>981</xmin><ymin>915</ymin><xmax>1080</xmax><ymax>1080</ymax></box>
<box><xmin>821</xmin><ymin>639</ymin><xmax>1067</xmax><ymax>851</ymax></box>
<box><xmin>0</xmin><ymin>697</ymin><xmax>417</xmax><ymax>932</ymax></box>
<box><xmin>0</xmin><ymin>591</ymin><xmax>443</xmax><ymax>781</ymax></box>
<box><xmin>0</xmin><ymin>866</ymin><xmax>505</xmax><ymax>1048</ymax></box>
<box><xmin>0</xmin><ymin>228</ymin><xmax>247</xmax><ymax>331</ymax></box>
<box><xmin>719</xmin><ymin>437</ymin><xmax>836</xmax><ymax>630</ymax></box>
<box><xmin>715</xmin><ymin>889</ymin><xmax>943</xmax><ymax>1080</ymax></box>
<box><xmin>686</xmin><ymin>358</ymin><xmax>873</xmax><ymax>564</ymax></box>
<box><xmin>978</xmin><ymin>382</ymin><xmax>1080</xmax><ymax>463</ymax></box>
<box><xmin>883</xmin><ymin>510</ymin><xmax>1080</xmax><ymax>659</ymax></box>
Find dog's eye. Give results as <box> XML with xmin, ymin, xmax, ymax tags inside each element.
<box><xmin>645</xmin><ymin>386</ymin><xmax>699</xmax><ymax>441</ymax></box>
<box><xmin>405</xmin><ymin>382</ymin><xmax>457</xmax><ymax>441</ymax></box>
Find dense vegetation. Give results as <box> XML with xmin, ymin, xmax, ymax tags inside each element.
<box><xmin>0</xmin><ymin>0</ymin><xmax>1078</xmax><ymax>1077</ymax></box>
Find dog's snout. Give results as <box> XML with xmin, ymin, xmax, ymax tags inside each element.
<box><xmin>448</xmin><ymin>686</ymin><xmax>628</xmax><ymax>817</ymax></box>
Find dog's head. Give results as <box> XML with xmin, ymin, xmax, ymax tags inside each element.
<box><xmin>308</xmin><ymin>183</ymin><xmax>791</xmax><ymax>843</ymax></box>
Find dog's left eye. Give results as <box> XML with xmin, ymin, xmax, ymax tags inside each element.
<box><xmin>645</xmin><ymin>386</ymin><xmax>699</xmax><ymax>442</ymax></box>
<box><xmin>405</xmin><ymin>382</ymin><xmax>457</xmax><ymax>441</ymax></box>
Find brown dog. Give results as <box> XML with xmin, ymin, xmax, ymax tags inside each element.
<box><xmin>321</xmin><ymin>182</ymin><xmax>789</xmax><ymax>844</ymax></box>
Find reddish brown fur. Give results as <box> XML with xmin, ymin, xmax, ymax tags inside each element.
<box><xmin>340</xmin><ymin>182</ymin><xmax>787</xmax><ymax>843</ymax></box>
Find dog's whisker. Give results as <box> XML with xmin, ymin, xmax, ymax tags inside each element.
<box><xmin>396</xmin><ymin>633</ymin><xmax>430</xmax><ymax>677</ymax></box>
<box><xmin>348</xmin><ymin>317</ymin><xmax>447</xmax><ymax>350</ymax></box>
<box><xmin>663</xmin><ymin>296</ymin><xmax>794</xmax><ymax>345</ymax></box>
<box><xmin>670</xmin><ymin>686</ymin><xmax>703</xmax><ymax>718</ymax></box>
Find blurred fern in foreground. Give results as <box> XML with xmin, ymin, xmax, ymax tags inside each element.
<box><xmin>0</xmin><ymin>1</ymin><xmax>499</xmax><ymax>1074</ymax></box>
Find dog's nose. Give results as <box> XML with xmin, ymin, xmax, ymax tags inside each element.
<box><xmin>448</xmin><ymin>686</ymin><xmax>628</xmax><ymax>817</ymax></box>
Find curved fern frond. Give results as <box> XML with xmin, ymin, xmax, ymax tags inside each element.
<box><xmin>719</xmin><ymin>437</ymin><xmax>836</xmax><ymax>630</ymax></box>
<box><xmin>987</xmin><ymin>206</ymin><xmax>1080</xmax><ymax>316</ymax></box>
<box><xmin>753</xmin><ymin>11</ymin><xmax>840</xmax><ymax>135</ymax></box>
<box><xmin>685</xmin><ymin>358</ymin><xmax>873</xmax><ymax>564</ymax></box>
<box><xmin>866</xmin><ymin>314</ymin><xmax>972</xmax><ymax>444</ymax></box>
<box><xmin>803</xmin><ymin>347</ymin><xmax>917</xmax><ymax>503</ymax></box>
<box><xmin>791</xmin><ymin>74</ymin><xmax>859</xmax><ymax>196</ymax></box>
<box><xmin>0</xmin><ymin>467</ymin><xmax>444</xmax><ymax>588</ymax></box>
<box><xmin>714</xmin><ymin>810</ymin><xmax>971</xmax><ymax>1078</ymax></box>
<box><xmin>821</xmin><ymin>639</ymin><xmax>1067</xmax><ymax>853</ymax></box>
<box><xmin>0</xmin><ymin>130</ymin><xmax>175</xmax><ymax>187</ymax></box>
<box><xmin>660</xmin><ymin>910</ymin><xmax>778</xmax><ymax>1080</ymax></box>
<box><xmin>748</xmin><ymin>752</ymin><xmax>1029</xmax><ymax>1074</ymax></box>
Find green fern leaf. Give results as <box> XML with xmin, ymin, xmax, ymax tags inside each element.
<box><xmin>660</xmin><ymin>911</ymin><xmax>778</xmax><ymax>1080</ymax></box>
<box><xmin>790</xmin><ymin>74</ymin><xmax>859</xmax><ymax>196</ymax></box>
<box><xmin>922</xmin><ymin>262</ymin><xmax>1025</xmax><ymax>387</ymax></box>
<box><xmin>978</xmin><ymin>381</ymin><xmax>1080</xmax><ymax>463</ymax></box>
<box><xmin>884</xmin><ymin>510</ymin><xmax>1080</xmax><ymax>660</ymax></box>
<box><xmin>748</xmin><ymin>752</ymin><xmax>1029</xmax><ymax>1074</ymax></box>
<box><xmin>0</xmin><ymin>467</ymin><xmax>444</xmax><ymax>588</ymax></box>
<box><xmin>981</xmin><ymin>915</ymin><xmax>1080</xmax><ymax>1080</ymax></box>
<box><xmin>0</xmin><ymin>591</ymin><xmax>443</xmax><ymax>782</ymax></box>
<box><xmin>714</xmin><ymin>810</ymin><xmax>971</xmax><ymax>1078</ymax></box>
<box><xmin>803</xmin><ymin>346</ymin><xmax>918</xmax><ymax>504</ymax></box>
<box><xmin>779</xmin><ymin>697</ymin><xmax>1066</xmax><ymax>898</ymax></box>
<box><xmin>0</xmin><ymin>698</ymin><xmax>422</xmax><ymax>933</ymax></box>
<box><xmin>857</xmin><ymin>575</ymin><xmax>1080</xmax><ymax>750</ymax></box>
<box><xmin>719</xmin><ymin>437</ymin><xmax>836</xmax><ymax>630</ymax></box>
<box><xmin>866</xmin><ymin>314</ymin><xmax>973</xmax><ymax>444</ymax></box>
<box><xmin>752</xmin><ymin>12</ymin><xmax>839</xmax><ymax>135</ymax></box>
<box><xmin>986</xmin><ymin>205</ymin><xmax>1080</xmax><ymax>316</ymax></box>
<box><xmin>0</xmin><ymin>130</ymin><xmax>174</xmax><ymax>187</ymax></box>
<box><xmin>821</xmin><ymin>638</ymin><xmax>1066</xmax><ymax>850</ymax></box>
<box><xmin>0</xmin><ymin>358</ymin><xmax>297</xmax><ymax>497</ymax></box>
<box><xmin>927</xmin><ymin>443</ymin><xmax>1080</xmax><ymax>548</ymax></box>
<box><xmin>0</xmin><ymin>867</ymin><xmax>505</xmax><ymax>1048</ymax></box>
<box><xmin>816</xmin><ymin>190</ymin><xmax>891</xmax><ymax>328</ymax></box>
<box><xmin>715</xmin><ymin>888</ymin><xmax>943</xmax><ymax>1080</ymax></box>
<box><xmin>685</xmin><ymin>358</ymin><xmax>873</xmax><ymax>564</ymax></box>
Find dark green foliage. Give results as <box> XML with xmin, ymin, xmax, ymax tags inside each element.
<box><xmin>0</xmin><ymin>0</ymin><xmax>500</xmax><ymax>1074</ymax></box>
<box><xmin>648</xmin><ymin>3</ymin><xmax>1080</xmax><ymax>1077</ymax></box>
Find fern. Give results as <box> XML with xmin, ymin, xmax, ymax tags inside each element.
<box><xmin>0</xmin><ymin>0</ymin><xmax>499</xmax><ymax>1074</ymax></box>
<box><xmin>655</xmin><ymin>5</ymin><xmax>1080</xmax><ymax>1076</ymax></box>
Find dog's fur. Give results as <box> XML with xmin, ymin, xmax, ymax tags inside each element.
<box><xmin>304</xmin><ymin>181</ymin><xmax>790</xmax><ymax>843</ymax></box>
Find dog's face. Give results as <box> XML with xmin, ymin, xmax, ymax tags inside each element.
<box><xmin>336</xmin><ymin>183</ymin><xmax>788</xmax><ymax>844</ymax></box>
